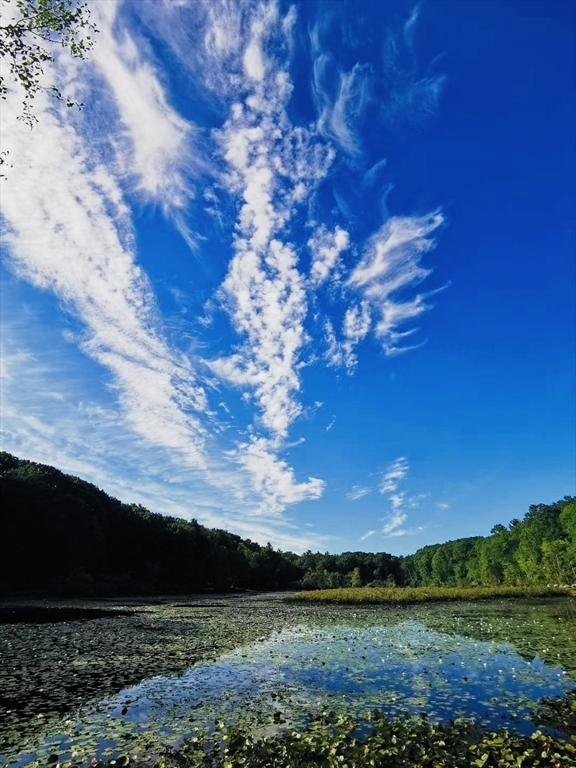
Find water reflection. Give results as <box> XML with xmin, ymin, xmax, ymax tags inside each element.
<box><xmin>4</xmin><ymin>620</ymin><xmax>574</xmax><ymax>766</ymax></box>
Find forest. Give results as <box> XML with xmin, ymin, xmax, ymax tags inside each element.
<box><xmin>403</xmin><ymin>496</ymin><xmax>575</xmax><ymax>587</ymax></box>
<box><xmin>0</xmin><ymin>452</ymin><xmax>574</xmax><ymax>596</ymax></box>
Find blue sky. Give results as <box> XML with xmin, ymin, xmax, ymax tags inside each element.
<box><xmin>1</xmin><ymin>0</ymin><xmax>574</xmax><ymax>555</ymax></box>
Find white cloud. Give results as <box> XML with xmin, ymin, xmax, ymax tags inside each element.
<box><xmin>348</xmin><ymin>213</ymin><xmax>444</xmax><ymax>354</ymax></box>
<box><xmin>378</xmin><ymin>457</ymin><xmax>410</xmax><ymax>536</ymax></box>
<box><xmin>313</xmin><ymin>55</ymin><xmax>372</xmax><ymax>157</ymax></box>
<box><xmin>379</xmin><ymin>456</ymin><xmax>409</xmax><ymax>494</ymax></box>
<box><xmin>341</xmin><ymin>301</ymin><xmax>372</xmax><ymax>369</ymax></box>
<box><xmin>207</xmin><ymin>4</ymin><xmax>333</xmax><ymax>442</ymax></box>
<box><xmin>211</xmin><ymin>238</ymin><xmax>308</xmax><ymax>439</ymax></box>
<box><xmin>88</xmin><ymin>1</ymin><xmax>197</xmax><ymax>212</ymax></box>
<box><xmin>322</xmin><ymin>302</ymin><xmax>371</xmax><ymax>372</ymax></box>
<box><xmin>389</xmin><ymin>492</ymin><xmax>405</xmax><ymax>510</ymax></box>
<box><xmin>243</xmin><ymin>13</ymin><xmax>268</xmax><ymax>81</ymax></box>
<box><xmin>324</xmin><ymin>319</ymin><xmax>345</xmax><ymax>368</ymax></box>
<box><xmin>382</xmin><ymin>511</ymin><xmax>408</xmax><ymax>535</ymax></box>
<box><xmin>348</xmin><ymin>486</ymin><xmax>370</xmax><ymax>501</ymax></box>
<box><xmin>308</xmin><ymin>225</ymin><xmax>350</xmax><ymax>285</ymax></box>
<box><xmin>0</xmin><ymin>87</ymin><xmax>207</xmax><ymax>470</ymax></box>
<box><xmin>437</xmin><ymin>501</ymin><xmax>450</xmax><ymax>510</ymax></box>
<box><xmin>359</xmin><ymin>529</ymin><xmax>376</xmax><ymax>541</ymax></box>
<box><xmin>233</xmin><ymin>436</ymin><xmax>325</xmax><ymax>515</ymax></box>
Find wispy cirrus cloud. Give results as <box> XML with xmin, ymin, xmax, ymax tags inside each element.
<box><xmin>88</xmin><ymin>1</ymin><xmax>197</xmax><ymax>211</ymax></box>
<box><xmin>312</xmin><ymin>59</ymin><xmax>372</xmax><ymax>158</ymax></box>
<box><xmin>379</xmin><ymin>456</ymin><xmax>409</xmax><ymax>494</ymax></box>
<box><xmin>348</xmin><ymin>485</ymin><xmax>370</xmax><ymax>501</ymax></box>
<box><xmin>359</xmin><ymin>529</ymin><xmax>376</xmax><ymax>542</ymax></box>
<box><xmin>380</xmin><ymin>4</ymin><xmax>446</xmax><ymax>130</ymax></box>
<box><xmin>348</xmin><ymin>213</ymin><xmax>445</xmax><ymax>355</ymax></box>
<box><xmin>378</xmin><ymin>457</ymin><xmax>411</xmax><ymax>536</ymax></box>
<box><xmin>382</xmin><ymin>511</ymin><xmax>408</xmax><ymax>536</ymax></box>
<box><xmin>0</xmin><ymin>86</ymin><xmax>208</xmax><ymax>470</ymax></box>
<box><xmin>346</xmin><ymin>457</ymin><xmax>417</xmax><ymax>538</ymax></box>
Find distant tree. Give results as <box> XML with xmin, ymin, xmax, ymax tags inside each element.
<box><xmin>541</xmin><ymin>539</ymin><xmax>576</xmax><ymax>584</ymax></box>
<box><xmin>516</xmin><ymin>503</ymin><xmax>565</xmax><ymax>581</ymax></box>
<box><xmin>0</xmin><ymin>0</ymin><xmax>97</xmax><ymax>127</ymax></box>
<box><xmin>559</xmin><ymin>500</ymin><xmax>576</xmax><ymax>541</ymax></box>
<box><xmin>350</xmin><ymin>567</ymin><xmax>363</xmax><ymax>588</ymax></box>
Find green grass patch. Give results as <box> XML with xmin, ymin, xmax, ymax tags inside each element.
<box><xmin>285</xmin><ymin>585</ymin><xmax>576</xmax><ymax>605</ymax></box>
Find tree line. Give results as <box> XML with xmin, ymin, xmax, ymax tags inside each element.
<box><xmin>404</xmin><ymin>497</ymin><xmax>575</xmax><ymax>587</ymax></box>
<box><xmin>0</xmin><ymin>452</ymin><xmax>573</xmax><ymax>596</ymax></box>
<box><xmin>0</xmin><ymin>452</ymin><xmax>402</xmax><ymax>596</ymax></box>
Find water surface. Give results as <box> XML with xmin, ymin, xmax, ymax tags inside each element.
<box><xmin>4</xmin><ymin>607</ymin><xmax>574</xmax><ymax>766</ymax></box>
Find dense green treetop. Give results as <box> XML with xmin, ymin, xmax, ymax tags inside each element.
<box><xmin>404</xmin><ymin>497</ymin><xmax>575</xmax><ymax>587</ymax></box>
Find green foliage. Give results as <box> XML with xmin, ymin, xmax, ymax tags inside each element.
<box><xmin>350</xmin><ymin>566</ymin><xmax>363</xmax><ymax>588</ymax></box>
<box><xmin>299</xmin><ymin>550</ymin><xmax>402</xmax><ymax>591</ymax></box>
<box><xmin>0</xmin><ymin>0</ymin><xmax>97</xmax><ymax>126</ymax></box>
<box><xmin>403</xmin><ymin>497</ymin><xmax>576</xmax><ymax>589</ymax></box>
<box><xmin>286</xmin><ymin>585</ymin><xmax>575</xmax><ymax>605</ymax></box>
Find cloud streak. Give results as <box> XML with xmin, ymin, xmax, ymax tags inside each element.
<box><xmin>378</xmin><ymin>457</ymin><xmax>412</xmax><ymax>536</ymax></box>
<box><xmin>88</xmin><ymin>1</ymin><xmax>196</xmax><ymax>211</ymax></box>
<box><xmin>1</xmin><ymin>86</ymin><xmax>208</xmax><ymax>470</ymax></box>
<box><xmin>348</xmin><ymin>213</ymin><xmax>444</xmax><ymax>355</ymax></box>
<box><xmin>379</xmin><ymin>456</ymin><xmax>409</xmax><ymax>494</ymax></box>
<box><xmin>380</xmin><ymin>5</ymin><xmax>446</xmax><ymax>130</ymax></box>
<box><xmin>313</xmin><ymin>59</ymin><xmax>372</xmax><ymax>158</ymax></box>
<box><xmin>348</xmin><ymin>486</ymin><xmax>370</xmax><ymax>501</ymax></box>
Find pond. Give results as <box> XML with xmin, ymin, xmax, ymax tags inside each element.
<box><xmin>1</xmin><ymin>596</ymin><xmax>574</xmax><ymax>766</ymax></box>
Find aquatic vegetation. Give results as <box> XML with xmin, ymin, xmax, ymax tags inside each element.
<box><xmin>535</xmin><ymin>689</ymin><xmax>576</xmax><ymax>736</ymax></box>
<box><xmin>1</xmin><ymin>596</ymin><xmax>574</xmax><ymax>767</ymax></box>
<box><xmin>286</xmin><ymin>585</ymin><xmax>576</xmax><ymax>605</ymax></box>
<box><xmin>164</xmin><ymin>711</ymin><xmax>576</xmax><ymax>768</ymax></box>
<box><xmin>37</xmin><ymin>704</ymin><xmax>576</xmax><ymax>768</ymax></box>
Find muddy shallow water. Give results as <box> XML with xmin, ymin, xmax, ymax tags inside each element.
<box><xmin>1</xmin><ymin>595</ymin><xmax>574</xmax><ymax>766</ymax></box>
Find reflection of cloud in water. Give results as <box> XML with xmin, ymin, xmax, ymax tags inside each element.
<box><xmin>5</xmin><ymin>622</ymin><xmax>574</xmax><ymax>766</ymax></box>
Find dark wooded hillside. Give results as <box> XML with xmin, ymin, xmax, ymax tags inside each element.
<box><xmin>1</xmin><ymin>452</ymin><xmax>573</xmax><ymax>596</ymax></box>
<box><xmin>0</xmin><ymin>453</ymin><xmax>402</xmax><ymax>596</ymax></box>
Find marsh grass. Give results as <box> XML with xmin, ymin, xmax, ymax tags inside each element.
<box><xmin>285</xmin><ymin>585</ymin><xmax>576</xmax><ymax>605</ymax></box>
